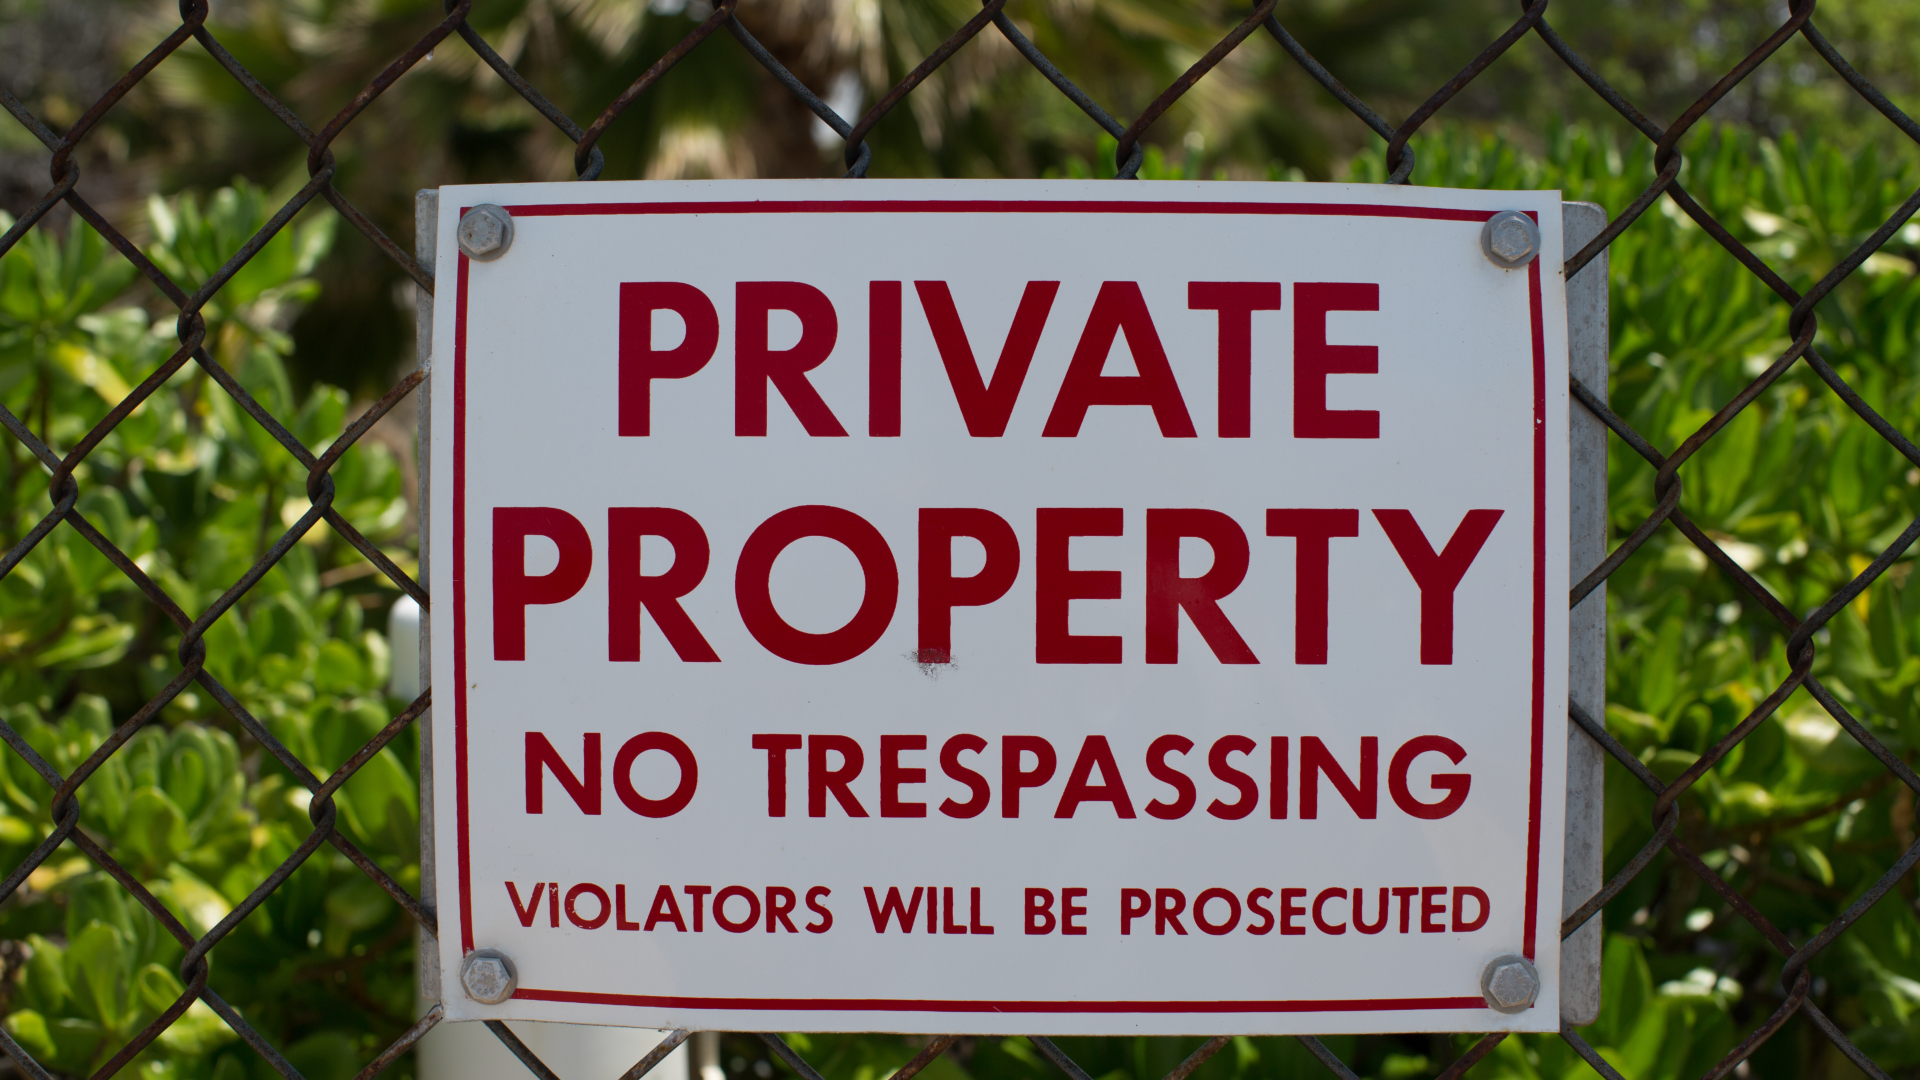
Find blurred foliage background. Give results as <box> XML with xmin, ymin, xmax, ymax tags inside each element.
<box><xmin>6</xmin><ymin>0</ymin><xmax>1920</xmax><ymax>1078</ymax></box>
<box><xmin>0</xmin><ymin>184</ymin><xmax>419</xmax><ymax>1079</ymax></box>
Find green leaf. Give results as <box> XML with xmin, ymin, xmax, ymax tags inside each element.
<box><xmin>156</xmin><ymin>1000</ymin><xmax>240</xmax><ymax>1056</ymax></box>
<box><xmin>20</xmin><ymin>934</ymin><xmax>70</xmax><ymax>1013</ymax></box>
<box><xmin>1</xmin><ymin>1009</ymin><xmax>57</xmax><ymax>1063</ymax></box>
<box><xmin>1782</xmin><ymin>707</ymin><xmax>1879</xmax><ymax>775</ymax></box>
<box><xmin>153</xmin><ymin>868</ymin><xmax>234</xmax><ymax>939</ymax></box>
<box><xmin>120</xmin><ymin>786</ymin><xmax>191</xmax><ymax>873</ymax></box>
<box><xmin>283</xmin><ymin>1030</ymin><xmax>361</xmax><ymax>1080</ymax></box>
<box><xmin>313</xmin><ymin>639</ymin><xmax>368</xmax><ymax>696</ymax></box>
<box><xmin>339</xmin><ymin>746</ymin><xmax>416</xmax><ymax>845</ymax></box>
<box><xmin>1639</xmin><ymin>614</ymin><xmax>1687</xmax><ymax>717</ymax></box>
<box><xmin>1793</xmin><ymin>840</ymin><xmax>1837</xmax><ymax>887</ymax></box>
<box><xmin>33</xmin><ymin>618</ymin><xmax>136</xmax><ymax>669</ymax></box>
<box><xmin>64</xmin><ymin>921</ymin><xmax>129</xmax><ymax>1029</ymax></box>
<box><xmin>134</xmin><ymin>962</ymin><xmax>186</xmax><ymax>1015</ymax></box>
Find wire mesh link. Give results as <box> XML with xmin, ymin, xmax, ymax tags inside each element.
<box><xmin>3</xmin><ymin>0</ymin><xmax>1919</xmax><ymax>1077</ymax></box>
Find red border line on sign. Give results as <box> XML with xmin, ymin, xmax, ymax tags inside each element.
<box><xmin>512</xmin><ymin>989</ymin><xmax>1492</xmax><ymax>1013</ymax></box>
<box><xmin>498</xmin><ymin>199</ymin><xmax>1493</xmax><ymax>222</ymax></box>
<box><xmin>449</xmin><ymin>197</ymin><xmax>1550</xmax><ymax>1012</ymax></box>
<box><xmin>1524</xmin><ymin>249</ymin><xmax>1548</xmax><ymax>961</ymax></box>
<box><xmin>452</xmin><ymin>252</ymin><xmax>475</xmax><ymax>955</ymax></box>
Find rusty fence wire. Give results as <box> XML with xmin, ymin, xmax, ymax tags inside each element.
<box><xmin>4</xmin><ymin>0</ymin><xmax>1920</xmax><ymax>1078</ymax></box>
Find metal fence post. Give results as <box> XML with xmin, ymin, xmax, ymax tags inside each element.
<box><xmin>417</xmin><ymin>187</ymin><xmax>441</xmax><ymax>1004</ymax></box>
<box><xmin>1561</xmin><ymin>200</ymin><xmax>1609</xmax><ymax>1026</ymax></box>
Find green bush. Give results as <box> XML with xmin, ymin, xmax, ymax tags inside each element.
<box><xmin>0</xmin><ymin>185</ymin><xmax>418</xmax><ymax>1080</ymax></box>
<box><xmin>1396</xmin><ymin>124</ymin><xmax>1920</xmax><ymax>1078</ymax></box>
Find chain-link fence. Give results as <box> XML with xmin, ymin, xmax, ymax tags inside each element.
<box><xmin>4</xmin><ymin>0</ymin><xmax>1920</xmax><ymax>1078</ymax></box>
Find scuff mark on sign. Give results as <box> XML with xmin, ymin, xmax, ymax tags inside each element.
<box><xmin>908</xmin><ymin>647</ymin><xmax>958</xmax><ymax>680</ymax></box>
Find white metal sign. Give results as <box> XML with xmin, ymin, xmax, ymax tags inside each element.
<box><xmin>427</xmin><ymin>180</ymin><xmax>1570</xmax><ymax>1035</ymax></box>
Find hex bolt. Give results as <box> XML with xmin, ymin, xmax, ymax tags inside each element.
<box><xmin>460</xmin><ymin>948</ymin><xmax>518</xmax><ymax>1004</ymax></box>
<box><xmin>1480</xmin><ymin>210</ymin><xmax>1541</xmax><ymax>269</ymax></box>
<box><xmin>1480</xmin><ymin>953</ymin><xmax>1540</xmax><ymax>1013</ymax></box>
<box><xmin>458</xmin><ymin>204</ymin><xmax>514</xmax><ymax>262</ymax></box>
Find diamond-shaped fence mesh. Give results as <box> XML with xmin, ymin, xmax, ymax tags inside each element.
<box><xmin>3</xmin><ymin>0</ymin><xmax>1919</xmax><ymax>1078</ymax></box>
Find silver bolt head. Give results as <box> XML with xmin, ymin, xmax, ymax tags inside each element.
<box><xmin>460</xmin><ymin>948</ymin><xmax>517</xmax><ymax>1004</ymax></box>
<box><xmin>1481</xmin><ymin>953</ymin><xmax>1540</xmax><ymax>1013</ymax></box>
<box><xmin>458</xmin><ymin>204</ymin><xmax>514</xmax><ymax>261</ymax></box>
<box><xmin>1481</xmin><ymin>211</ymin><xmax>1541</xmax><ymax>269</ymax></box>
